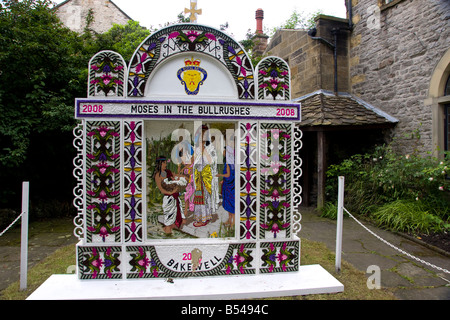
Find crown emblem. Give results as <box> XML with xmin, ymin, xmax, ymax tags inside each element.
<box><xmin>185</xmin><ymin>57</ymin><xmax>201</xmax><ymax>66</ymax></box>
<box><xmin>177</xmin><ymin>56</ymin><xmax>207</xmax><ymax>95</ymax></box>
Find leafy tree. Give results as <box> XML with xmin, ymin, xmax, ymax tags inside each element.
<box><xmin>0</xmin><ymin>0</ymin><xmax>85</xmax><ymax>167</ymax></box>
<box><xmin>270</xmin><ymin>9</ymin><xmax>322</xmax><ymax>36</ymax></box>
<box><xmin>95</xmin><ymin>20</ymin><xmax>152</xmax><ymax>62</ymax></box>
<box><xmin>0</xmin><ymin>0</ymin><xmax>87</xmax><ymax>207</ymax></box>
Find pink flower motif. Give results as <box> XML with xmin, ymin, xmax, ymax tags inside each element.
<box><xmin>97</xmin><ymin>126</ymin><xmax>109</xmax><ymax>137</ymax></box>
<box><xmin>91</xmin><ymin>258</ymin><xmax>103</xmax><ymax>268</ymax></box>
<box><xmin>101</xmin><ymin>74</ymin><xmax>112</xmax><ymax>85</ymax></box>
<box><xmin>269</xmin><ymin>78</ymin><xmax>280</xmax><ymax>89</ymax></box>
<box><xmin>169</xmin><ymin>31</ymin><xmax>179</xmax><ymax>39</ymax></box>
<box><xmin>98</xmin><ymin>190</ymin><xmax>107</xmax><ymax>200</ymax></box>
<box><xmin>277</xmin><ymin>253</ymin><xmax>288</xmax><ymax>262</ymax></box>
<box><xmin>234</xmin><ymin>254</ymin><xmax>245</xmax><ymax>264</ymax></box>
<box><xmin>271</xmin><ymin>129</ymin><xmax>279</xmax><ymax>139</ymax></box>
<box><xmin>186</xmin><ymin>30</ymin><xmax>199</xmax><ymax>42</ymax></box>
<box><xmin>98</xmin><ymin>226</ymin><xmax>109</xmax><ymax>237</ymax></box>
<box><xmin>226</xmin><ymin>266</ymin><xmax>232</xmax><ymax>275</ymax></box>
<box><xmin>259</xmin><ymin>70</ymin><xmax>267</xmax><ymax>75</ymax></box>
<box><xmin>205</xmin><ymin>33</ymin><xmax>216</xmax><ymax>40</ymax></box>
<box><xmin>271</xmin><ymin>223</ymin><xmax>280</xmax><ymax>233</ymax></box>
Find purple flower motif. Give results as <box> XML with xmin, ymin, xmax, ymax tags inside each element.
<box><xmin>103</xmin><ymin>65</ymin><xmax>111</xmax><ymax>73</ymax></box>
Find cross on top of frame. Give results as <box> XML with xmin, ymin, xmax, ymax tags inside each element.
<box><xmin>184</xmin><ymin>0</ymin><xmax>202</xmax><ymax>23</ymax></box>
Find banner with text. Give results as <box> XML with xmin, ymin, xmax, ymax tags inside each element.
<box><xmin>75</xmin><ymin>99</ymin><xmax>301</xmax><ymax>121</ymax></box>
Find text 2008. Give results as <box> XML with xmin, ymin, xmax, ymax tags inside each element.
<box><xmin>276</xmin><ymin>108</ymin><xmax>295</xmax><ymax>117</ymax></box>
<box><xmin>82</xmin><ymin>104</ymin><xmax>104</xmax><ymax>113</ymax></box>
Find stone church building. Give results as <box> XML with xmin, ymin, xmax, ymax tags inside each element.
<box><xmin>257</xmin><ymin>0</ymin><xmax>449</xmax><ymax>206</ymax></box>
<box><xmin>55</xmin><ymin>0</ymin><xmax>131</xmax><ymax>34</ymax></box>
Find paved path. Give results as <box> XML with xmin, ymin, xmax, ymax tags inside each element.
<box><xmin>299</xmin><ymin>207</ymin><xmax>450</xmax><ymax>300</ymax></box>
<box><xmin>0</xmin><ymin>218</ymin><xmax>78</xmax><ymax>293</ymax></box>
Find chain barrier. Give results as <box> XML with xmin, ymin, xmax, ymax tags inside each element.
<box><xmin>343</xmin><ymin>207</ymin><xmax>450</xmax><ymax>275</ymax></box>
<box><xmin>0</xmin><ymin>211</ymin><xmax>24</xmax><ymax>237</ymax></box>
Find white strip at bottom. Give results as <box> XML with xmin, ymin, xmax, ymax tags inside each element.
<box><xmin>27</xmin><ymin>264</ymin><xmax>343</xmax><ymax>300</ymax></box>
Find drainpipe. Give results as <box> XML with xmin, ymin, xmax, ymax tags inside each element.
<box><xmin>348</xmin><ymin>0</ymin><xmax>354</xmax><ymax>30</ymax></box>
<box><xmin>307</xmin><ymin>27</ymin><xmax>339</xmax><ymax>95</ymax></box>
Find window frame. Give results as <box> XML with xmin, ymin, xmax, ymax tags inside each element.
<box><xmin>378</xmin><ymin>0</ymin><xmax>405</xmax><ymax>11</ymax></box>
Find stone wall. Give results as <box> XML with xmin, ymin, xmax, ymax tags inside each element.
<box><xmin>264</xmin><ymin>16</ymin><xmax>350</xmax><ymax>99</ymax></box>
<box><xmin>56</xmin><ymin>0</ymin><xmax>130</xmax><ymax>34</ymax></box>
<box><xmin>348</xmin><ymin>0</ymin><xmax>450</xmax><ymax>155</ymax></box>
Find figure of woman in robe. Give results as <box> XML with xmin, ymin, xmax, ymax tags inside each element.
<box><xmin>153</xmin><ymin>156</ymin><xmax>186</xmax><ymax>235</ymax></box>
<box><xmin>192</xmin><ymin>125</ymin><xmax>214</xmax><ymax>227</ymax></box>
<box><xmin>217</xmin><ymin>145</ymin><xmax>235</xmax><ymax>227</ymax></box>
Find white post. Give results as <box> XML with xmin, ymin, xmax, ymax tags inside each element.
<box><xmin>20</xmin><ymin>181</ymin><xmax>29</xmax><ymax>291</ymax></box>
<box><xmin>335</xmin><ymin>176</ymin><xmax>344</xmax><ymax>273</ymax></box>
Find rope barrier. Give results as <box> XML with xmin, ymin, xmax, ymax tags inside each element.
<box><xmin>0</xmin><ymin>211</ymin><xmax>24</xmax><ymax>237</ymax></box>
<box><xmin>343</xmin><ymin>207</ymin><xmax>450</xmax><ymax>275</ymax></box>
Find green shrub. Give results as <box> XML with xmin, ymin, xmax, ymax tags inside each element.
<box><xmin>370</xmin><ymin>200</ymin><xmax>449</xmax><ymax>234</ymax></box>
<box><xmin>325</xmin><ymin>143</ymin><xmax>450</xmax><ymax>233</ymax></box>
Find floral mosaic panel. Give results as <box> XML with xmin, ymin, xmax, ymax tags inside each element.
<box><xmin>77</xmin><ymin>246</ymin><xmax>122</xmax><ymax>279</ymax></box>
<box><xmin>127</xmin><ymin>24</ymin><xmax>254</xmax><ymax>99</ymax></box>
<box><xmin>260</xmin><ymin>240</ymin><xmax>299</xmax><ymax>273</ymax></box>
<box><xmin>85</xmin><ymin>121</ymin><xmax>121</xmax><ymax>243</ymax></box>
<box><xmin>123</xmin><ymin>121</ymin><xmax>144</xmax><ymax>243</ymax></box>
<box><xmin>239</xmin><ymin>122</ymin><xmax>258</xmax><ymax>240</ymax></box>
<box><xmin>260</xmin><ymin>123</ymin><xmax>292</xmax><ymax>239</ymax></box>
<box><xmin>256</xmin><ymin>56</ymin><xmax>290</xmax><ymax>100</ymax></box>
<box><xmin>88</xmin><ymin>50</ymin><xmax>126</xmax><ymax>97</ymax></box>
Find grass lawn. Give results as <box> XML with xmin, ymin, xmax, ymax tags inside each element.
<box><xmin>1</xmin><ymin>238</ymin><xmax>396</xmax><ymax>300</ymax></box>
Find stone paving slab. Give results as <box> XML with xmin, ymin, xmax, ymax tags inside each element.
<box><xmin>298</xmin><ymin>207</ymin><xmax>450</xmax><ymax>300</ymax></box>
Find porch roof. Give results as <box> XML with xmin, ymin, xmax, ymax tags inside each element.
<box><xmin>293</xmin><ymin>90</ymin><xmax>399</xmax><ymax>127</ymax></box>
